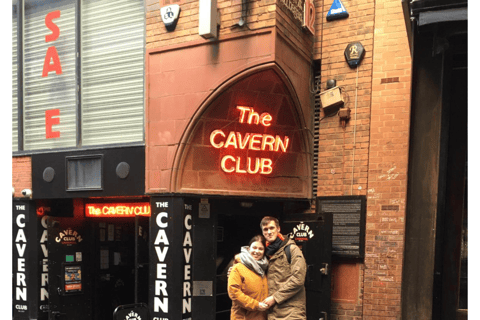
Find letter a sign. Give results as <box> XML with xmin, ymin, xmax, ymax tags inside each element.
<box><xmin>303</xmin><ymin>0</ymin><xmax>315</xmax><ymax>35</ymax></box>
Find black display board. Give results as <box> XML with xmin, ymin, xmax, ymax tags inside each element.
<box><xmin>113</xmin><ymin>303</ymin><xmax>149</xmax><ymax>320</ymax></box>
<box><xmin>13</xmin><ymin>200</ymin><xmax>39</xmax><ymax>320</ymax></box>
<box><xmin>316</xmin><ymin>196</ymin><xmax>366</xmax><ymax>260</ymax></box>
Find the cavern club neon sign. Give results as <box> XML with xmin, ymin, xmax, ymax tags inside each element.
<box><xmin>209</xmin><ymin>106</ymin><xmax>290</xmax><ymax>175</ymax></box>
<box><xmin>85</xmin><ymin>203</ymin><xmax>151</xmax><ymax>217</ymax></box>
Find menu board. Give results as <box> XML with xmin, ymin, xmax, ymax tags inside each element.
<box><xmin>316</xmin><ymin>196</ymin><xmax>366</xmax><ymax>260</ymax></box>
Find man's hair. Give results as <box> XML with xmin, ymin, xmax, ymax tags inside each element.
<box><xmin>260</xmin><ymin>216</ymin><xmax>280</xmax><ymax>228</ymax></box>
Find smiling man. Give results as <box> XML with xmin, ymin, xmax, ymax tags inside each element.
<box><xmin>260</xmin><ymin>216</ymin><xmax>307</xmax><ymax>320</ymax></box>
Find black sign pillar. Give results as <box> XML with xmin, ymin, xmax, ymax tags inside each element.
<box><xmin>13</xmin><ymin>200</ymin><xmax>39</xmax><ymax>319</ymax></box>
<box><xmin>149</xmin><ymin>197</ymin><xmax>190</xmax><ymax>320</ymax></box>
<box><xmin>190</xmin><ymin>199</ymin><xmax>216</xmax><ymax>319</ymax></box>
<box><xmin>37</xmin><ymin>212</ymin><xmax>49</xmax><ymax>319</ymax></box>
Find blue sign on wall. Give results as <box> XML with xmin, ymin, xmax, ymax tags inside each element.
<box><xmin>326</xmin><ymin>0</ymin><xmax>349</xmax><ymax>21</ymax></box>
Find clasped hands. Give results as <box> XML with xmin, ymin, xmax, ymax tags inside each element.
<box><xmin>257</xmin><ymin>296</ymin><xmax>275</xmax><ymax>311</ymax></box>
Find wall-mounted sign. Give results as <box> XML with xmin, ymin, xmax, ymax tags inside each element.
<box><xmin>160</xmin><ymin>4</ymin><xmax>181</xmax><ymax>31</ymax></box>
<box><xmin>303</xmin><ymin>0</ymin><xmax>315</xmax><ymax>35</ymax></box>
<box><xmin>209</xmin><ymin>106</ymin><xmax>291</xmax><ymax>175</ymax></box>
<box><xmin>317</xmin><ymin>196</ymin><xmax>366</xmax><ymax>260</ymax></box>
<box><xmin>344</xmin><ymin>42</ymin><xmax>366</xmax><ymax>68</ymax></box>
<box><xmin>291</xmin><ymin>222</ymin><xmax>315</xmax><ymax>243</ymax></box>
<box><xmin>55</xmin><ymin>228</ymin><xmax>83</xmax><ymax>245</ymax></box>
<box><xmin>85</xmin><ymin>203</ymin><xmax>151</xmax><ymax>218</ymax></box>
<box><xmin>326</xmin><ymin>0</ymin><xmax>349</xmax><ymax>21</ymax></box>
<box><xmin>177</xmin><ymin>69</ymin><xmax>309</xmax><ymax>197</ymax></box>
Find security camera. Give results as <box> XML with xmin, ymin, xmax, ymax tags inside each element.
<box><xmin>12</xmin><ymin>187</ymin><xmax>15</xmax><ymax>197</ymax></box>
<box><xmin>21</xmin><ymin>189</ymin><xmax>32</xmax><ymax>198</ymax></box>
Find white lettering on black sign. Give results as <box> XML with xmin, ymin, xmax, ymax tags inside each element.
<box><xmin>154</xmin><ymin>212</ymin><xmax>169</xmax><ymax>313</ymax></box>
<box><xmin>15</xmin><ymin>213</ymin><xmax>27</xmax><ymax>302</ymax></box>
<box><xmin>156</xmin><ymin>202</ymin><xmax>169</xmax><ymax>208</ymax></box>
<box><xmin>182</xmin><ymin>211</ymin><xmax>193</xmax><ymax>315</ymax></box>
<box><xmin>40</xmin><ymin>216</ymin><xmax>49</xmax><ymax>303</ymax></box>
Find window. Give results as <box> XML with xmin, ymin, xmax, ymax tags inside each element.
<box><xmin>12</xmin><ymin>0</ymin><xmax>145</xmax><ymax>153</ymax></box>
<box><xmin>81</xmin><ymin>0</ymin><xmax>145</xmax><ymax>146</ymax></box>
<box><xmin>24</xmin><ymin>0</ymin><xmax>77</xmax><ymax>150</ymax></box>
<box><xmin>66</xmin><ymin>155</ymin><xmax>103</xmax><ymax>190</ymax></box>
<box><xmin>12</xmin><ymin>1</ymin><xmax>18</xmax><ymax>152</ymax></box>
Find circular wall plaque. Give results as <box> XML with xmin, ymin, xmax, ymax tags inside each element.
<box><xmin>344</xmin><ymin>42</ymin><xmax>365</xmax><ymax>68</ymax></box>
<box><xmin>43</xmin><ymin>167</ymin><xmax>55</xmax><ymax>182</ymax></box>
<box><xmin>116</xmin><ymin>162</ymin><xmax>130</xmax><ymax>179</ymax></box>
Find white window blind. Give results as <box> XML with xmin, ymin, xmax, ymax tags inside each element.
<box><xmin>23</xmin><ymin>0</ymin><xmax>77</xmax><ymax>151</ymax></box>
<box><xmin>12</xmin><ymin>4</ymin><xmax>18</xmax><ymax>152</ymax></box>
<box><xmin>81</xmin><ymin>0</ymin><xmax>145</xmax><ymax>146</ymax></box>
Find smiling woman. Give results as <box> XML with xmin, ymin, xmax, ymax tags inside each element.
<box><xmin>228</xmin><ymin>235</ymin><xmax>269</xmax><ymax>320</ymax></box>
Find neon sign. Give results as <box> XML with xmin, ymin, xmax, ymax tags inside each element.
<box><xmin>209</xmin><ymin>106</ymin><xmax>290</xmax><ymax>175</ymax></box>
<box><xmin>85</xmin><ymin>203</ymin><xmax>151</xmax><ymax>217</ymax></box>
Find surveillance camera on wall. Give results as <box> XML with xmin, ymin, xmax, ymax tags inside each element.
<box><xmin>21</xmin><ymin>189</ymin><xmax>32</xmax><ymax>198</ymax></box>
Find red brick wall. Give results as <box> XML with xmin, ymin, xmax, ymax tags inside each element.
<box><xmin>146</xmin><ymin>0</ymin><xmax>278</xmax><ymax>49</ymax></box>
<box><xmin>363</xmin><ymin>0</ymin><xmax>411</xmax><ymax>317</ymax></box>
<box><xmin>317</xmin><ymin>0</ymin><xmax>375</xmax><ymax>197</ymax></box>
<box><xmin>145</xmin><ymin>0</ymin><xmax>411</xmax><ymax>317</ymax></box>
<box><xmin>145</xmin><ymin>1</ymin><xmax>314</xmax><ymax>196</ymax></box>
<box><xmin>12</xmin><ymin>157</ymin><xmax>32</xmax><ymax>198</ymax></box>
<box><xmin>316</xmin><ymin>0</ymin><xmax>410</xmax><ymax>319</ymax></box>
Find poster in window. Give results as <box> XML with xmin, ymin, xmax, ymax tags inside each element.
<box><xmin>64</xmin><ymin>265</ymin><xmax>82</xmax><ymax>294</ymax></box>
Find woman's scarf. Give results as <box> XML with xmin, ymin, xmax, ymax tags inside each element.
<box><xmin>265</xmin><ymin>234</ymin><xmax>285</xmax><ymax>258</ymax></box>
<box><xmin>240</xmin><ymin>246</ymin><xmax>268</xmax><ymax>277</ymax></box>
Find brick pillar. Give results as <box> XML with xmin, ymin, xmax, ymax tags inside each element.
<box><xmin>13</xmin><ymin>157</ymin><xmax>32</xmax><ymax>198</ymax></box>
<box><xmin>316</xmin><ymin>0</ymin><xmax>411</xmax><ymax>318</ymax></box>
<box><xmin>363</xmin><ymin>0</ymin><xmax>411</xmax><ymax>318</ymax></box>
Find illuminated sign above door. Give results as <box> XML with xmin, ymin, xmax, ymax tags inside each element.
<box><xmin>176</xmin><ymin>69</ymin><xmax>310</xmax><ymax>198</ymax></box>
<box><xmin>85</xmin><ymin>203</ymin><xmax>151</xmax><ymax>217</ymax></box>
<box><xmin>209</xmin><ymin>106</ymin><xmax>291</xmax><ymax>175</ymax></box>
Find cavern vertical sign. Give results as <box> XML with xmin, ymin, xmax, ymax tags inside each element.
<box><xmin>150</xmin><ymin>198</ymin><xmax>196</xmax><ymax>319</ymax></box>
<box><xmin>182</xmin><ymin>201</ymin><xmax>193</xmax><ymax>319</ymax></box>
<box><xmin>13</xmin><ymin>200</ymin><xmax>38</xmax><ymax>319</ymax></box>
<box><xmin>150</xmin><ymin>200</ymin><xmax>172</xmax><ymax>318</ymax></box>
<box><xmin>37</xmin><ymin>211</ymin><xmax>49</xmax><ymax>318</ymax></box>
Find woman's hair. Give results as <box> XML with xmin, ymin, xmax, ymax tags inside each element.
<box><xmin>248</xmin><ymin>235</ymin><xmax>266</xmax><ymax>248</ymax></box>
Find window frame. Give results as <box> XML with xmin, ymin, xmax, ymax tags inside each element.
<box><xmin>13</xmin><ymin>0</ymin><xmax>146</xmax><ymax>156</ymax></box>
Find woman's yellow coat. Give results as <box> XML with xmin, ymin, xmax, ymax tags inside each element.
<box><xmin>228</xmin><ymin>263</ymin><xmax>268</xmax><ymax>320</ymax></box>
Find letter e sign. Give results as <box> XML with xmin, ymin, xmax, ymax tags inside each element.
<box><xmin>303</xmin><ymin>0</ymin><xmax>315</xmax><ymax>36</ymax></box>
<box><xmin>45</xmin><ymin>109</ymin><xmax>60</xmax><ymax>139</ymax></box>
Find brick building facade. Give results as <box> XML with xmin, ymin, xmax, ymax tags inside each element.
<box><xmin>148</xmin><ymin>0</ymin><xmax>410</xmax><ymax>318</ymax></box>
<box><xmin>12</xmin><ymin>0</ymin><xmax>466</xmax><ymax>319</ymax></box>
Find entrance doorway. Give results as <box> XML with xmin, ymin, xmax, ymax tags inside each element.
<box><xmin>47</xmin><ymin>214</ymin><xmax>149</xmax><ymax>320</ymax></box>
<box><xmin>213</xmin><ymin>199</ymin><xmax>283</xmax><ymax>320</ymax></box>
<box><xmin>90</xmin><ymin>216</ymin><xmax>149</xmax><ymax>320</ymax></box>
<box><xmin>211</xmin><ymin>198</ymin><xmax>332</xmax><ymax>320</ymax></box>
